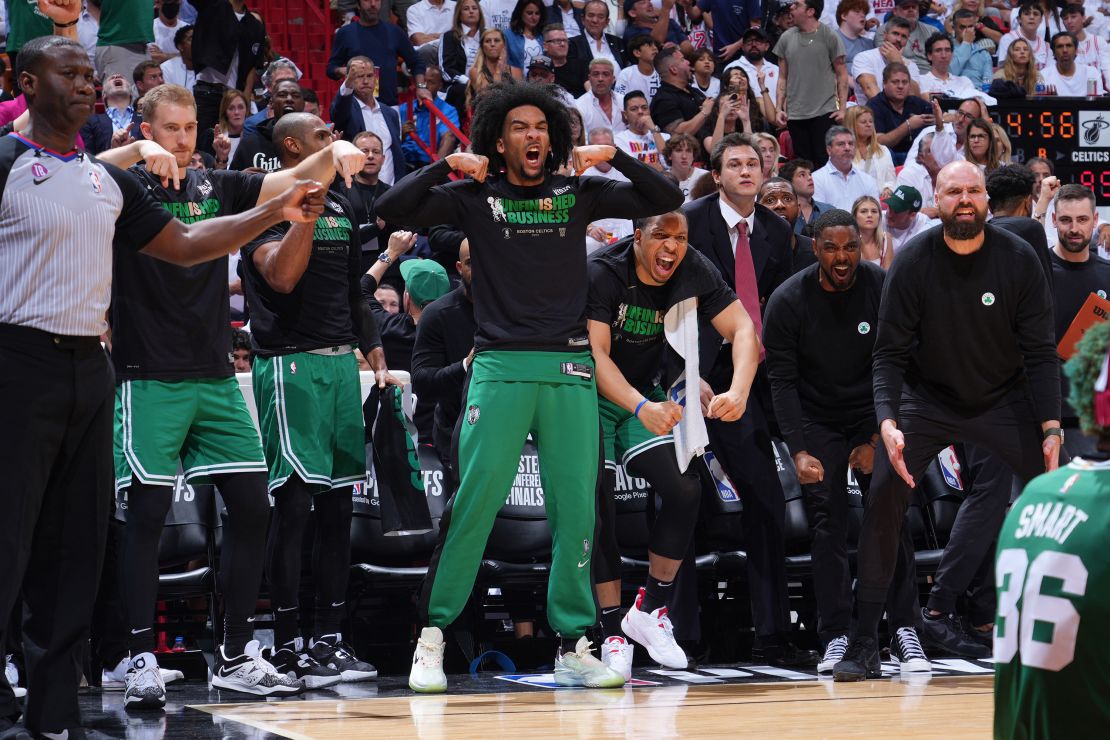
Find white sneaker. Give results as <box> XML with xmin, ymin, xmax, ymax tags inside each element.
<box><xmin>4</xmin><ymin>655</ymin><xmax>25</xmax><ymax>699</ymax></box>
<box><xmin>890</xmin><ymin>627</ymin><xmax>932</xmax><ymax>673</ymax></box>
<box><xmin>554</xmin><ymin>637</ymin><xmax>626</xmax><ymax>688</ymax></box>
<box><xmin>817</xmin><ymin>635</ymin><xmax>849</xmax><ymax>674</ymax></box>
<box><xmin>210</xmin><ymin>640</ymin><xmax>303</xmax><ymax>697</ymax></box>
<box><xmin>102</xmin><ymin>656</ymin><xmax>183</xmax><ymax>691</ymax></box>
<box><xmin>409</xmin><ymin>627</ymin><xmax>447</xmax><ymax>694</ymax></box>
<box><xmin>600</xmin><ymin>636</ymin><xmax>634</xmax><ymax>681</ymax></box>
<box><xmin>124</xmin><ymin>653</ymin><xmax>166</xmax><ymax>709</ymax></box>
<box><xmin>620</xmin><ymin>588</ymin><xmax>688</xmax><ymax>670</ymax></box>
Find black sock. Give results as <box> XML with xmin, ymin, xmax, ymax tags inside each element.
<box><xmin>315</xmin><ymin>631</ymin><xmax>341</xmax><ymax>647</ymax></box>
<box><xmin>856</xmin><ymin>601</ymin><xmax>884</xmax><ymax>642</ymax></box>
<box><xmin>600</xmin><ymin>606</ymin><xmax>623</xmax><ymax>638</ymax></box>
<box><xmin>223</xmin><ymin>614</ymin><xmax>254</xmax><ymax>657</ymax></box>
<box><xmin>314</xmin><ymin>603</ymin><xmax>345</xmax><ymax>643</ymax></box>
<box><xmin>641</xmin><ymin>575</ymin><xmax>673</xmax><ymax>613</ymax></box>
<box><xmin>922</xmin><ymin>609</ymin><xmax>944</xmax><ymax>621</ymax></box>
<box><xmin>559</xmin><ymin>636</ymin><xmax>580</xmax><ymax>654</ymax></box>
<box><xmin>274</xmin><ymin>607</ymin><xmax>300</xmax><ymax>650</ymax></box>
<box><xmin>126</xmin><ymin>627</ymin><xmax>155</xmax><ymax>659</ymax></box>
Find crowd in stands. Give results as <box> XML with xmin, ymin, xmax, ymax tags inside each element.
<box><xmin>2</xmin><ymin>0</ymin><xmax>1109</xmax><ymax>684</ymax></box>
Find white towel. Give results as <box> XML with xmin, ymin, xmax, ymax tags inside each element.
<box><xmin>664</xmin><ymin>297</ymin><xmax>708</xmax><ymax>473</ymax></box>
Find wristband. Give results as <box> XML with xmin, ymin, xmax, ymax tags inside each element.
<box><xmin>1043</xmin><ymin>426</ymin><xmax>1064</xmax><ymax>442</ymax></box>
<box><xmin>634</xmin><ymin>399</ymin><xmax>649</xmax><ymax>418</ymax></box>
<box><xmin>53</xmin><ymin>18</ymin><xmax>79</xmax><ymax>28</ymax></box>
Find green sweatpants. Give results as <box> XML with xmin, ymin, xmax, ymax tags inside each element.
<box><xmin>423</xmin><ymin>350</ymin><xmax>600</xmax><ymax>637</ymax></box>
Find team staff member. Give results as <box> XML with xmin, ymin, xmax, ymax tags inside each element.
<box><xmin>835</xmin><ymin>161</ymin><xmax>1061</xmax><ymax>681</ymax></box>
<box><xmin>375</xmin><ymin>81</ymin><xmax>683</xmax><ymax>693</ymax></box>
<box><xmin>240</xmin><ymin>112</ymin><xmax>384</xmax><ymax>688</ymax></box>
<box><xmin>994</xmin><ymin>321</ymin><xmax>1110</xmax><ymax>736</ymax></box>
<box><xmin>105</xmin><ymin>84</ymin><xmax>384</xmax><ymax>706</ymax></box>
<box><xmin>588</xmin><ymin>211</ymin><xmax>758</xmax><ymax>679</ymax></box>
<box><xmin>0</xmin><ymin>29</ymin><xmax>324</xmax><ymax>737</ymax></box>
<box><xmin>764</xmin><ymin>209</ymin><xmax>927</xmax><ymax>676</ymax></box>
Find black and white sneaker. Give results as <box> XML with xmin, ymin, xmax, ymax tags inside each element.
<box><xmin>890</xmin><ymin>627</ymin><xmax>931</xmax><ymax>672</ymax></box>
<box><xmin>211</xmin><ymin>640</ymin><xmax>303</xmax><ymax>697</ymax></box>
<box><xmin>308</xmin><ymin>634</ymin><xmax>378</xmax><ymax>682</ymax></box>
<box><xmin>266</xmin><ymin>644</ymin><xmax>342</xmax><ymax>690</ymax></box>
<box><xmin>123</xmin><ymin>653</ymin><xmax>166</xmax><ymax>710</ymax></box>
<box><xmin>832</xmin><ymin>636</ymin><xmax>881</xmax><ymax>682</ymax></box>
<box><xmin>817</xmin><ymin>635</ymin><xmax>849</xmax><ymax>675</ymax></box>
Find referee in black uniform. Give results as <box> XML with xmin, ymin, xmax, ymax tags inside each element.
<box><xmin>0</xmin><ymin>30</ymin><xmax>323</xmax><ymax>736</ymax></box>
<box><xmin>834</xmin><ymin>160</ymin><xmax>1062</xmax><ymax>681</ymax></box>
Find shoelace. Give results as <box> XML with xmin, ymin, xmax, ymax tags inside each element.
<box><xmin>656</xmin><ymin>610</ymin><xmax>676</xmax><ymax>637</ymax></box>
<box><xmin>896</xmin><ymin>628</ymin><xmax>927</xmax><ymax>660</ymax></box>
<box><xmin>574</xmin><ymin>639</ymin><xmax>596</xmax><ymax>659</ymax></box>
<box><xmin>823</xmin><ymin>637</ymin><xmax>848</xmax><ymax>661</ymax></box>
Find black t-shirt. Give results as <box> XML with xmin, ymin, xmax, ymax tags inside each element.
<box><xmin>1051</xmin><ymin>250</ymin><xmax>1110</xmax><ymax>422</ymax></box>
<box><xmin>375</xmin><ymin>150</ymin><xmax>684</xmax><ymax>352</ymax></box>
<box><xmin>111</xmin><ymin>167</ymin><xmax>264</xmax><ymax>380</ymax></box>
<box><xmin>587</xmin><ymin>239</ymin><xmax>735</xmax><ymax>394</ymax></box>
<box><xmin>764</xmin><ymin>261</ymin><xmax>884</xmax><ymax>454</ymax></box>
<box><xmin>240</xmin><ymin>188</ymin><xmax>364</xmax><ymax>355</ymax></box>
<box><xmin>866</xmin><ymin>93</ymin><xmax>932</xmax><ymax>154</ymax></box>
<box><xmin>650</xmin><ymin>82</ymin><xmax>713</xmax><ymax>147</ymax></box>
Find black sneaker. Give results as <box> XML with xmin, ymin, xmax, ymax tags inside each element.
<box><xmin>750</xmin><ymin>641</ymin><xmax>819</xmax><ymax>667</ymax></box>
<box><xmin>961</xmin><ymin>617</ymin><xmax>994</xmax><ymax>655</ymax></box>
<box><xmin>889</xmin><ymin>627</ymin><xmax>931</xmax><ymax>672</ymax></box>
<box><xmin>308</xmin><ymin>635</ymin><xmax>378</xmax><ymax>682</ymax></box>
<box><xmin>920</xmin><ymin>609</ymin><xmax>990</xmax><ymax>659</ymax></box>
<box><xmin>832</xmin><ymin>636</ymin><xmax>881</xmax><ymax>682</ymax></box>
<box><xmin>266</xmin><ymin>645</ymin><xmax>343</xmax><ymax>690</ymax></box>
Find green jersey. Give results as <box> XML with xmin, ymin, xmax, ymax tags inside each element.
<box><xmin>994</xmin><ymin>458</ymin><xmax>1110</xmax><ymax>739</ymax></box>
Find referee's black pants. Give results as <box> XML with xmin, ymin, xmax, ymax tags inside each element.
<box><xmin>706</xmin><ymin>378</ymin><xmax>790</xmax><ymax>643</ymax></box>
<box><xmin>0</xmin><ymin>326</ymin><xmax>114</xmax><ymax>734</ymax></box>
<box><xmin>857</xmin><ymin>388</ymin><xmax>1045</xmax><ymax>631</ymax></box>
<box><xmin>801</xmin><ymin>416</ymin><xmax>919</xmax><ymax>645</ymax></box>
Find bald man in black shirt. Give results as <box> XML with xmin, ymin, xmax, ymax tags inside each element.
<box><xmin>835</xmin><ymin>161</ymin><xmax>1062</xmax><ymax>682</ymax></box>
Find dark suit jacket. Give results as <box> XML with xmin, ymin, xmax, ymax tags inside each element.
<box><xmin>568</xmin><ymin>32</ymin><xmax>626</xmax><ymax>68</ymax></box>
<box><xmin>683</xmin><ymin>194</ymin><xmax>794</xmax><ymax>386</ymax></box>
<box><xmin>79</xmin><ymin>113</ymin><xmax>143</xmax><ymax>156</ymax></box>
<box><xmin>329</xmin><ymin>92</ymin><xmax>407</xmax><ymax>184</ymax></box>
<box><xmin>546</xmin><ymin>3</ymin><xmax>584</xmax><ymax>30</ymax></box>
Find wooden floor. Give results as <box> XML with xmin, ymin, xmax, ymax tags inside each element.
<box><xmin>193</xmin><ymin>675</ymin><xmax>994</xmax><ymax>739</ymax></box>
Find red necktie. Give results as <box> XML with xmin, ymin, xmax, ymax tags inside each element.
<box><xmin>733</xmin><ymin>221</ymin><xmax>764</xmax><ymax>361</ymax></box>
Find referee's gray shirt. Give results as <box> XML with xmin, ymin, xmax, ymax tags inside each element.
<box><xmin>0</xmin><ymin>133</ymin><xmax>173</xmax><ymax>337</ymax></box>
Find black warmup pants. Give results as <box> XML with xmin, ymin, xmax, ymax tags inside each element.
<box><xmin>801</xmin><ymin>416</ymin><xmax>918</xmax><ymax>643</ymax></box>
<box><xmin>194</xmin><ymin>81</ymin><xmax>226</xmax><ymax>155</ymax></box>
<box><xmin>787</xmin><ymin>114</ymin><xmax>835</xmax><ymax>169</ymax></box>
<box><xmin>706</xmin><ymin>378</ymin><xmax>789</xmax><ymax>641</ymax></box>
<box><xmin>858</xmin><ymin>389</ymin><xmax>1045</xmax><ymax>612</ymax></box>
<box><xmin>0</xmin><ymin>325</ymin><xmax>114</xmax><ymax>734</ymax></box>
<box><xmin>926</xmin><ymin>444</ymin><xmax>1013</xmax><ymax>617</ymax></box>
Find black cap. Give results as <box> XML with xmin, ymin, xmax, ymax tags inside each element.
<box><xmin>742</xmin><ymin>27</ymin><xmax>769</xmax><ymax>41</ymax></box>
<box><xmin>529</xmin><ymin>54</ymin><xmax>554</xmax><ymax>72</ymax></box>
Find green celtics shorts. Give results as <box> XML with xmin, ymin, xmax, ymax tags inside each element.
<box><xmin>252</xmin><ymin>349</ymin><xmax>365</xmax><ymax>494</ymax></box>
<box><xmin>115</xmin><ymin>377</ymin><xmax>267</xmax><ymax>492</ymax></box>
<box><xmin>599</xmin><ymin>387</ymin><xmax>673</xmax><ymax>470</ymax></box>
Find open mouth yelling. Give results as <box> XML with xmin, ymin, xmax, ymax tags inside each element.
<box><xmin>524</xmin><ymin>145</ymin><xmax>542</xmax><ymax>168</ymax></box>
<box><xmin>954</xmin><ymin>207</ymin><xmax>977</xmax><ymax>220</ymax></box>
<box><xmin>832</xmin><ymin>264</ymin><xmax>850</xmax><ymax>280</ymax></box>
<box><xmin>655</xmin><ymin>254</ymin><xmax>677</xmax><ymax>277</ymax></box>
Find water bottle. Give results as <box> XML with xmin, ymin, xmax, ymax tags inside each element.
<box><xmin>1034</xmin><ymin>81</ymin><xmax>1046</xmax><ymax>96</ymax></box>
<box><xmin>171</xmin><ymin>635</ymin><xmax>186</xmax><ymax>653</ymax></box>
<box><xmin>1088</xmin><ymin>78</ymin><xmax>1098</xmax><ymax>97</ymax></box>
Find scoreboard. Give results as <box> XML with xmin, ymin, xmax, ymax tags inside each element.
<box><xmin>991</xmin><ymin>97</ymin><xmax>1110</xmax><ymax>206</ymax></box>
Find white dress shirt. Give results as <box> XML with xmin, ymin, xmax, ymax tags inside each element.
<box><xmin>583</xmin><ymin>33</ymin><xmax>619</xmax><ymax>66</ymax></box>
<box><xmin>341</xmin><ymin>84</ymin><xmax>396</xmax><ymax>185</ymax></box>
<box><xmin>719</xmin><ymin>197</ymin><xmax>756</xmax><ymax>258</ymax></box>
<box><xmin>583</xmin><ymin>165</ymin><xmax>632</xmax><ymax>252</ymax></box>
<box><xmin>812</xmin><ymin>162</ymin><xmax>880</xmax><ymax>211</ymax></box>
<box><xmin>407</xmin><ymin>0</ymin><xmax>457</xmax><ymax>48</ymax></box>
<box><xmin>575</xmin><ymin>90</ymin><xmax>626</xmax><ymax>134</ymax></box>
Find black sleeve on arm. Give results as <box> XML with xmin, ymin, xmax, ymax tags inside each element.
<box><xmin>428</xmin><ymin>224</ymin><xmax>465</xmax><ymax>263</ymax></box>
<box><xmin>872</xmin><ymin>249</ymin><xmax>922</xmax><ymax>424</ymax></box>
<box><xmin>585</xmin><ymin>149</ymin><xmax>684</xmax><ymax>220</ymax></box>
<box><xmin>763</xmin><ymin>287</ymin><xmax>809</xmax><ymax>455</ymax></box>
<box><xmin>212</xmin><ymin>169</ymin><xmax>266</xmax><ymax>214</ymax></box>
<box><xmin>104</xmin><ymin>162</ymin><xmax>175</xmax><ymax>252</ymax></box>
<box><xmin>1014</xmin><ymin>251</ymin><xmax>1061</xmax><ymax>422</ymax></box>
<box><xmin>374</xmin><ymin>159</ymin><xmax>460</xmax><ymax>228</ymax></box>
<box><xmin>586</xmin><ymin>259</ymin><xmax>623</xmax><ymax>324</ymax></box>
<box><xmin>411</xmin><ymin>305</ymin><xmax>466</xmax><ymax>402</ymax></box>
<box><xmin>347</xmin><ymin>207</ymin><xmax>382</xmax><ymax>355</ymax></box>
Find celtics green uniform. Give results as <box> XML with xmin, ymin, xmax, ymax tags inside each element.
<box><xmin>112</xmin><ymin>167</ymin><xmax>267</xmax><ymax>490</ymax></box>
<box><xmin>376</xmin><ymin>150</ymin><xmax>683</xmax><ymax>637</ymax></box>
<box><xmin>994</xmin><ymin>458</ymin><xmax>1110</xmax><ymax>738</ymax></box>
<box><xmin>239</xmin><ymin>189</ymin><xmax>369</xmax><ymax>493</ymax></box>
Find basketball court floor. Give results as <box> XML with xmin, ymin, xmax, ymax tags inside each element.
<box><xmin>77</xmin><ymin>659</ymin><xmax>996</xmax><ymax>738</ymax></box>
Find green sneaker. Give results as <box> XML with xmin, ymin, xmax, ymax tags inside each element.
<box><xmin>554</xmin><ymin>637</ymin><xmax>627</xmax><ymax>688</ymax></box>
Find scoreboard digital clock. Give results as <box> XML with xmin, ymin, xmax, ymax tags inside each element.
<box><xmin>990</xmin><ymin>97</ymin><xmax>1110</xmax><ymax>206</ymax></box>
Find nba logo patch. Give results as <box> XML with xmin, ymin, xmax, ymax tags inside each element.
<box><xmin>88</xmin><ymin>169</ymin><xmax>103</xmax><ymax>193</ymax></box>
<box><xmin>937</xmin><ymin>446</ymin><xmax>963</xmax><ymax>490</ymax></box>
<box><xmin>289</xmin><ymin>361</ymin><xmax>297</xmax><ymax>375</ymax></box>
<box><xmin>467</xmin><ymin>404</ymin><xmax>480</xmax><ymax>425</ymax></box>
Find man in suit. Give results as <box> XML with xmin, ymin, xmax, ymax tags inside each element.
<box><xmin>569</xmin><ymin>0</ymin><xmax>626</xmax><ymax>69</ymax></box>
<box><xmin>329</xmin><ymin>56</ymin><xmax>407</xmax><ymax>185</ymax></box>
<box><xmin>683</xmin><ymin>132</ymin><xmax>816</xmax><ymax>666</ymax></box>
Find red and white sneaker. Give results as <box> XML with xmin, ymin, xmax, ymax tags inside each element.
<box><xmin>620</xmin><ymin>588</ymin><xmax>688</xmax><ymax>670</ymax></box>
<box><xmin>600</xmin><ymin>636</ymin><xmax>634</xmax><ymax>681</ymax></box>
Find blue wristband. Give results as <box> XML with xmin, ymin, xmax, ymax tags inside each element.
<box><xmin>634</xmin><ymin>399</ymin><xmax>648</xmax><ymax>418</ymax></box>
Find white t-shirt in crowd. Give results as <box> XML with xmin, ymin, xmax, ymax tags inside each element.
<box><xmin>615</xmin><ymin>65</ymin><xmax>661</xmax><ymax>103</ymax></box>
<box><xmin>677</xmin><ymin>167</ymin><xmax>710</xmax><ymax>203</ymax></box>
<box><xmin>851</xmin><ymin>47</ymin><xmax>921</xmax><ymax>104</ymax></box>
<box><xmin>725</xmin><ymin>56</ymin><xmax>780</xmax><ymax>106</ymax></box>
<box><xmin>889</xmin><ymin>211</ymin><xmax>938</xmax><ymax>253</ymax></box>
<box><xmin>615</xmin><ymin>128</ymin><xmax>669</xmax><ymax>167</ymax></box>
<box><xmin>1041</xmin><ymin>64</ymin><xmax>1106</xmax><ymax>96</ymax></box>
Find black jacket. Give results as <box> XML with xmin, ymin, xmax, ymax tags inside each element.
<box><xmin>411</xmin><ymin>284</ymin><xmax>476</xmax><ymax>454</ymax></box>
<box><xmin>546</xmin><ymin>2</ymin><xmax>584</xmax><ymax>31</ymax></box>
<box><xmin>568</xmin><ymin>32</ymin><xmax>626</xmax><ymax>68</ymax></box>
<box><xmin>229</xmin><ymin>116</ymin><xmax>281</xmax><ymax>172</ymax></box>
<box><xmin>440</xmin><ymin>32</ymin><xmax>472</xmax><ymax>84</ymax></box>
<box><xmin>191</xmin><ymin>0</ymin><xmax>266</xmax><ymax>90</ymax></box>
<box><xmin>683</xmin><ymin>195</ymin><xmax>794</xmax><ymax>386</ymax></box>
